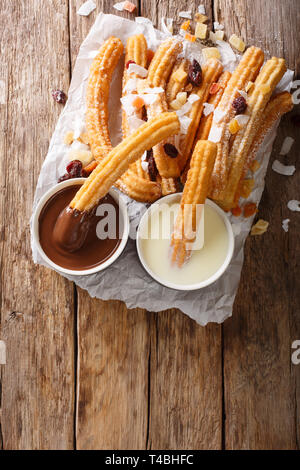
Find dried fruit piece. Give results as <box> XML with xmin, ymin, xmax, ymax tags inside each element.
<box><xmin>66</xmin><ymin>160</ymin><xmax>83</xmax><ymax>178</ymax></box>
<box><xmin>52</xmin><ymin>89</ymin><xmax>67</xmax><ymax>104</ymax></box>
<box><xmin>209</xmin><ymin>82</ymin><xmax>222</xmax><ymax>94</ymax></box>
<box><xmin>202</xmin><ymin>47</ymin><xmax>221</xmax><ymax>60</ymax></box>
<box><xmin>195</xmin><ymin>13</ymin><xmax>208</xmax><ymax>23</ymax></box>
<box><xmin>195</xmin><ymin>22</ymin><xmax>207</xmax><ymax>39</ymax></box>
<box><xmin>251</xmin><ymin>219</ymin><xmax>269</xmax><ymax>235</ymax></box>
<box><xmin>240</xmin><ymin>179</ymin><xmax>255</xmax><ymax>198</ymax></box>
<box><xmin>180</xmin><ymin>20</ymin><xmax>190</xmax><ymax>31</ymax></box>
<box><xmin>132</xmin><ymin>96</ymin><xmax>145</xmax><ymax>109</ymax></box>
<box><xmin>126</xmin><ymin>59</ymin><xmax>136</xmax><ymax>69</ymax></box>
<box><xmin>229</xmin><ymin>34</ymin><xmax>246</xmax><ymax>52</ymax></box>
<box><xmin>64</xmin><ymin>131</ymin><xmax>74</xmax><ymax>146</ymax></box>
<box><xmin>188</xmin><ymin>59</ymin><xmax>202</xmax><ymax>86</ymax></box>
<box><xmin>163</xmin><ymin>143</ymin><xmax>178</xmax><ymax>158</ymax></box>
<box><xmin>229</xmin><ymin>118</ymin><xmax>240</xmax><ymax>134</ymax></box>
<box><xmin>231</xmin><ymin>205</ymin><xmax>242</xmax><ymax>217</ymax></box>
<box><xmin>185</xmin><ymin>33</ymin><xmax>196</xmax><ymax>43</ymax></box>
<box><xmin>232</xmin><ymin>95</ymin><xmax>247</xmax><ymax>114</ymax></box>
<box><xmin>82</xmin><ymin>160</ymin><xmax>97</xmax><ymax>177</ymax></box>
<box><xmin>173</xmin><ymin>68</ymin><xmax>188</xmax><ymax>84</ymax></box>
<box><xmin>123</xmin><ymin>1</ymin><xmax>136</xmax><ymax>13</ymax></box>
<box><xmin>250</xmin><ymin>160</ymin><xmax>260</xmax><ymax>173</ymax></box>
<box><xmin>244</xmin><ymin>202</ymin><xmax>257</xmax><ymax>218</ymax></box>
<box><xmin>147</xmin><ymin>151</ymin><xmax>158</xmax><ymax>181</ymax></box>
<box><xmin>215</xmin><ymin>30</ymin><xmax>224</xmax><ymax>41</ymax></box>
<box><xmin>58</xmin><ymin>173</ymin><xmax>70</xmax><ymax>183</ymax></box>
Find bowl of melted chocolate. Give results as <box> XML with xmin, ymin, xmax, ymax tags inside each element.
<box><xmin>33</xmin><ymin>178</ymin><xmax>129</xmax><ymax>275</ymax></box>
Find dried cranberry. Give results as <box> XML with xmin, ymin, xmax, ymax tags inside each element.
<box><xmin>52</xmin><ymin>89</ymin><xmax>67</xmax><ymax>104</ymax></box>
<box><xmin>66</xmin><ymin>160</ymin><xmax>83</xmax><ymax>178</ymax></box>
<box><xmin>232</xmin><ymin>96</ymin><xmax>247</xmax><ymax>114</ymax></box>
<box><xmin>163</xmin><ymin>143</ymin><xmax>178</xmax><ymax>158</ymax></box>
<box><xmin>58</xmin><ymin>173</ymin><xmax>70</xmax><ymax>183</ymax></box>
<box><xmin>147</xmin><ymin>152</ymin><xmax>158</xmax><ymax>182</ymax></box>
<box><xmin>291</xmin><ymin>114</ymin><xmax>300</xmax><ymax>127</ymax></box>
<box><xmin>126</xmin><ymin>60</ymin><xmax>136</xmax><ymax>69</ymax></box>
<box><xmin>188</xmin><ymin>59</ymin><xmax>202</xmax><ymax>87</ymax></box>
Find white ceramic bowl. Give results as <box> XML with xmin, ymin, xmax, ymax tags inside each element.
<box><xmin>136</xmin><ymin>193</ymin><xmax>234</xmax><ymax>291</ymax></box>
<box><xmin>32</xmin><ymin>178</ymin><xmax>129</xmax><ymax>276</ymax></box>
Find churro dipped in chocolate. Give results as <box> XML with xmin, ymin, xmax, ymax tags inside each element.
<box><xmin>170</xmin><ymin>140</ymin><xmax>217</xmax><ymax>268</ymax></box>
<box><xmin>54</xmin><ymin>113</ymin><xmax>180</xmax><ymax>250</ymax></box>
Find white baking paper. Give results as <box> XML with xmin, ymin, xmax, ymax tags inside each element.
<box><xmin>30</xmin><ymin>13</ymin><xmax>294</xmax><ymax>326</ymax></box>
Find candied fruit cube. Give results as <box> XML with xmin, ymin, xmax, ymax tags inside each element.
<box><xmin>215</xmin><ymin>30</ymin><xmax>224</xmax><ymax>41</ymax></box>
<box><xmin>228</xmin><ymin>118</ymin><xmax>241</xmax><ymax>134</ymax></box>
<box><xmin>173</xmin><ymin>68</ymin><xmax>188</xmax><ymax>84</ymax></box>
<box><xmin>229</xmin><ymin>34</ymin><xmax>246</xmax><ymax>52</ymax></box>
<box><xmin>202</xmin><ymin>47</ymin><xmax>221</xmax><ymax>61</ymax></box>
<box><xmin>185</xmin><ymin>33</ymin><xmax>196</xmax><ymax>43</ymax></box>
<box><xmin>195</xmin><ymin>22</ymin><xmax>207</xmax><ymax>39</ymax></box>
<box><xmin>181</xmin><ymin>20</ymin><xmax>190</xmax><ymax>31</ymax></box>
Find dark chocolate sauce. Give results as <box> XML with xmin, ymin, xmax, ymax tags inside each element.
<box><xmin>39</xmin><ymin>185</ymin><xmax>122</xmax><ymax>271</ymax></box>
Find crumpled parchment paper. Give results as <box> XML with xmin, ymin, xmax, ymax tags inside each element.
<box><xmin>30</xmin><ymin>13</ymin><xmax>294</xmax><ymax>326</ymax></box>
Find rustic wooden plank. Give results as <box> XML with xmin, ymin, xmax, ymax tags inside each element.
<box><xmin>69</xmin><ymin>1</ymin><xmax>150</xmax><ymax>450</ymax></box>
<box><xmin>214</xmin><ymin>0</ymin><xmax>300</xmax><ymax>449</ymax></box>
<box><xmin>0</xmin><ymin>0</ymin><xmax>75</xmax><ymax>449</ymax></box>
<box><xmin>76</xmin><ymin>291</ymin><xmax>150</xmax><ymax>449</ymax></box>
<box><xmin>140</xmin><ymin>0</ymin><xmax>223</xmax><ymax>450</ymax></box>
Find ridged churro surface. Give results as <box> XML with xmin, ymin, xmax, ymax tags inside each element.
<box><xmin>70</xmin><ymin>112</ymin><xmax>180</xmax><ymax>212</ymax></box>
<box><xmin>86</xmin><ymin>37</ymin><xmax>124</xmax><ymax>162</ymax></box>
<box><xmin>171</xmin><ymin>140</ymin><xmax>217</xmax><ymax>267</ymax></box>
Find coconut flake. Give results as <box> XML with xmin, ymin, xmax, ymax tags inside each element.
<box><xmin>128</xmin><ymin>63</ymin><xmax>148</xmax><ymax>78</ymax></box>
<box><xmin>135</xmin><ymin>17</ymin><xmax>153</xmax><ymax>26</ymax></box>
<box><xmin>188</xmin><ymin>93</ymin><xmax>200</xmax><ymax>104</ymax></box>
<box><xmin>73</xmin><ymin>119</ymin><xmax>86</xmax><ymax>140</ymax></box>
<box><xmin>203</xmin><ymin>103</ymin><xmax>215</xmax><ymax>116</ymax></box>
<box><xmin>141</xmin><ymin>161</ymin><xmax>149</xmax><ymax>173</ymax></box>
<box><xmin>208</xmin><ymin>124</ymin><xmax>222</xmax><ymax>143</ymax></box>
<box><xmin>272</xmin><ymin>160</ymin><xmax>296</xmax><ymax>176</ymax></box>
<box><xmin>161</xmin><ymin>17</ymin><xmax>173</xmax><ymax>35</ymax></box>
<box><xmin>198</xmin><ymin>5</ymin><xmax>206</xmax><ymax>14</ymax></box>
<box><xmin>280</xmin><ymin>136</ymin><xmax>295</xmax><ymax>155</ymax></box>
<box><xmin>142</xmin><ymin>93</ymin><xmax>158</xmax><ymax>105</ymax></box>
<box><xmin>141</xmin><ymin>151</ymin><xmax>147</xmax><ymax>162</ymax></box>
<box><xmin>113</xmin><ymin>1</ymin><xmax>126</xmax><ymax>11</ymax></box>
<box><xmin>232</xmin><ymin>223</ymin><xmax>242</xmax><ymax>236</ymax></box>
<box><xmin>70</xmin><ymin>140</ymin><xmax>90</xmax><ymax>152</ymax></box>
<box><xmin>120</xmin><ymin>95</ymin><xmax>136</xmax><ymax>116</ymax></box>
<box><xmin>77</xmin><ymin>0</ymin><xmax>96</xmax><ymax>16</ymax></box>
<box><xmin>179</xmin><ymin>11</ymin><xmax>192</xmax><ymax>19</ymax></box>
<box><xmin>216</xmin><ymin>40</ymin><xmax>236</xmax><ymax>66</ymax></box>
<box><xmin>213</xmin><ymin>108</ymin><xmax>226</xmax><ymax>123</ymax></box>
<box><xmin>176</xmin><ymin>101</ymin><xmax>192</xmax><ymax>117</ymax></box>
<box><xmin>282</xmin><ymin>219</ymin><xmax>290</xmax><ymax>232</ymax></box>
<box><xmin>123</xmin><ymin>78</ymin><xmax>138</xmax><ymax>94</ymax></box>
<box><xmin>238</xmin><ymin>89</ymin><xmax>248</xmax><ymax>100</ymax></box>
<box><xmin>235</xmin><ymin>114</ymin><xmax>250</xmax><ymax>127</ymax></box>
<box><xmin>127</xmin><ymin>116</ymin><xmax>145</xmax><ymax>132</ymax></box>
<box><xmin>142</xmin><ymin>86</ymin><xmax>164</xmax><ymax>94</ymax></box>
<box><xmin>287</xmin><ymin>200</ymin><xmax>300</xmax><ymax>212</ymax></box>
<box><xmin>214</xmin><ymin>21</ymin><xmax>224</xmax><ymax>31</ymax></box>
<box><xmin>179</xmin><ymin>116</ymin><xmax>192</xmax><ymax>134</ymax></box>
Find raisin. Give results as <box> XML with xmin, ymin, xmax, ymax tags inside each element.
<box><xmin>147</xmin><ymin>151</ymin><xmax>158</xmax><ymax>182</ymax></box>
<box><xmin>232</xmin><ymin>96</ymin><xmax>247</xmax><ymax>114</ymax></box>
<box><xmin>126</xmin><ymin>60</ymin><xmax>136</xmax><ymax>69</ymax></box>
<box><xmin>163</xmin><ymin>143</ymin><xmax>178</xmax><ymax>158</ymax></box>
<box><xmin>66</xmin><ymin>160</ymin><xmax>83</xmax><ymax>178</ymax></box>
<box><xmin>188</xmin><ymin>59</ymin><xmax>202</xmax><ymax>87</ymax></box>
<box><xmin>52</xmin><ymin>89</ymin><xmax>67</xmax><ymax>104</ymax></box>
<box><xmin>58</xmin><ymin>173</ymin><xmax>70</xmax><ymax>183</ymax></box>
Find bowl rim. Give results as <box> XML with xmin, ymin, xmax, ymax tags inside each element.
<box><xmin>136</xmin><ymin>193</ymin><xmax>235</xmax><ymax>291</ymax></box>
<box><xmin>32</xmin><ymin>178</ymin><xmax>130</xmax><ymax>276</ymax></box>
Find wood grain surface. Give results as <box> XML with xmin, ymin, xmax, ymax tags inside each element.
<box><xmin>0</xmin><ymin>0</ymin><xmax>299</xmax><ymax>450</ymax></box>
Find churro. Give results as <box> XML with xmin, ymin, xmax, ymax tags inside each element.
<box><xmin>116</xmin><ymin>168</ymin><xmax>162</xmax><ymax>202</ymax></box>
<box><xmin>170</xmin><ymin>140</ymin><xmax>217</xmax><ymax>267</ymax></box>
<box><xmin>178</xmin><ymin>58</ymin><xmax>223</xmax><ymax>172</ymax></box>
<box><xmin>160</xmin><ymin>177</ymin><xmax>178</xmax><ymax>196</ymax></box>
<box><xmin>70</xmin><ymin>112</ymin><xmax>180</xmax><ymax>212</ymax></box>
<box><xmin>216</xmin><ymin>57</ymin><xmax>287</xmax><ymax>210</ymax></box>
<box><xmin>209</xmin><ymin>46</ymin><xmax>264</xmax><ymax>198</ymax></box>
<box><xmin>145</xmin><ymin>38</ymin><xmax>183</xmax><ymax>178</ymax></box>
<box><xmin>86</xmin><ymin>37</ymin><xmax>124</xmax><ymax>162</ymax></box>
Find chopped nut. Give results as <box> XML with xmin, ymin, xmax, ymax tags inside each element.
<box><xmin>250</xmin><ymin>160</ymin><xmax>261</xmax><ymax>173</ymax></box>
<box><xmin>78</xmin><ymin>132</ymin><xmax>90</xmax><ymax>145</ymax></box>
<box><xmin>202</xmin><ymin>47</ymin><xmax>221</xmax><ymax>61</ymax></box>
<box><xmin>195</xmin><ymin>22</ymin><xmax>208</xmax><ymax>39</ymax></box>
<box><xmin>229</xmin><ymin>118</ymin><xmax>241</xmax><ymax>134</ymax></box>
<box><xmin>215</xmin><ymin>30</ymin><xmax>224</xmax><ymax>41</ymax></box>
<box><xmin>173</xmin><ymin>68</ymin><xmax>188</xmax><ymax>84</ymax></box>
<box><xmin>229</xmin><ymin>34</ymin><xmax>246</xmax><ymax>52</ymax></box>
<box><xmin>64</xmin><ymin>131</ymin><xmax>74</xmax><ymax>146</ymax></box>
<box><xmin>180</xmin><ymin>20</ymin><xmax>190</xmax><ymax>31</ymax></box>
<box><xmin>251</xmin><ymin>219</ymin><xmax>269</xmax><ymax>235</ymax></box>
<box><xmin>123</xmin><ymin>1</ymin><xmax>136</xmax><ymax>13</ymax></box>
<box><xmin>195</xmin><ymin>13</ymin><xmax>208</xmax><ymax>23</ymax></box>
<box><xmin>185</xmin><ymin>33</ymin><xmax>196</xmax><ymax>43</ymax></box>
<box><xmin>240</xmin><ymin>179</ymin><xmax>255</xmax><ymax>198</ymax></box>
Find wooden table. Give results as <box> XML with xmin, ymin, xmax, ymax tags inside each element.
<box><xmin>0</xmin><ymin>0</ymin><xmax>299</xmax><ymax>450</ymax></box>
